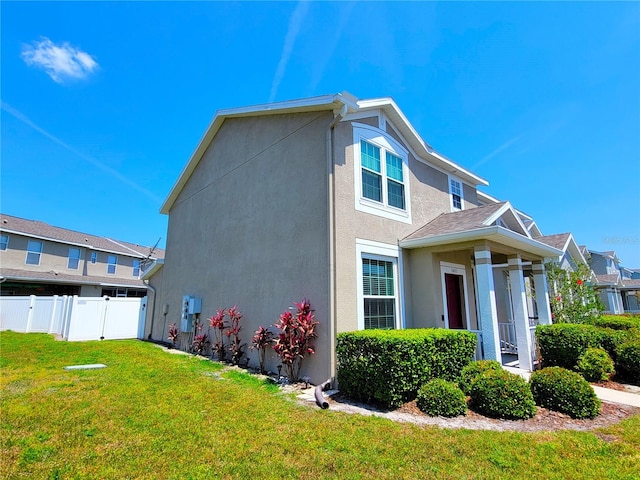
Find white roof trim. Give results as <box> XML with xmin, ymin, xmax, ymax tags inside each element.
<box><xmin>399</xmin><ymin>225</ymin><xmax>562</xmax><ymax>258</ymax></box>
<box><xmin>141</xmin><ymin>258</ymin><xmax>164</xmax><ymax>280</ymax></box>
<box><xmin>477</xmin><ymin>190</ymin><xmax>501</xmax><ymax>204</ymax></box>
<box><xmin>481</xmin><ymin>202</ymin><xmax>530</xmax><ymax>238</ymax></box>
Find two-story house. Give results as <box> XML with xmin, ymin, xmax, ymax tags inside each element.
<box><xmin>0</xmin><ymin>213</ymin><xmax>163</xmax><ymax>297</ymax></box>
<box><xmin>588</xmin><ymin>249</ymin><xmax>640</xmax><ymax>313</ymax></box>
<box><xmin>143</xmin><ymin>92</ymin><xmax>561</xmax><ymax>382</ymax></box>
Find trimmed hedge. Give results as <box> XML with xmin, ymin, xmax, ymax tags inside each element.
<box><xmin>592</xmin><ymin>315</ymin><xmax>640</xmax><ymax>331</ymax></box>
<box><xmin>458</xmin><ymin>360</ymin><xmax>503</xmax><ymax>395</ymax></box>
<box><xmin>469</xmin><ymin>369</ymin><xmax>536</xmax><ymax>420</ymax></box>
<box><xmin>616</xmin><ymin>341</ymin><xmax>640</xmax><ymax>384</ymax></box>
<box><xmin>537</xmin><ymin>323</ymin><xmax>605</xmax><ymax>369</ymax></box>
<box><xmin>336</xmin><ymin>329</ymin><xmax>477</xmax><ymax>408</ymax></box>
<box><xmin>416</xmin><ymin>379</ymin><xmax>467</xmax><ymax>417</ymax></box>
<box><xmin>577</xmin><ymin>347</ymin><xmax>614</xmax><ymax>382</ymax></box>
<box><xmin>530</xmin><ymin>367</ymin><xmax>601</xmax><ymax>419</ymax></box>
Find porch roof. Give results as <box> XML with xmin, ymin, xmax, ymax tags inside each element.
<box><xmin>400</xmin><ymin>204</ymin><xmax>561</xmax><ymax>258</ymax></box>
<box><xmin>596</xmin><ymin>273</ymin><xmax>623</xmax><ymax>287</ymax></box>
<box><xmin>0</xmin><ymin>268</ymin><xmax>147</xmax><ymax>289</ymax></box>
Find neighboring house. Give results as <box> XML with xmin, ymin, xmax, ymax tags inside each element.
<box><xmin>537</xmin><ymin>233</ymin><xmax>588</xmax><ymax>273</ymax></box>
<box><xmin>587</xmin><ymin>249</ymin><xmax>632</xmax><ymax>314</ymax></box>
<box><xmin>0</xmin><ymin>213</ymin><xmax>164</xmax><ymax>297</ymax></box>
<box><xmin>144</xmin><ymin>92</ymin><xmax>561</xmax><ymax>382</ymax></box>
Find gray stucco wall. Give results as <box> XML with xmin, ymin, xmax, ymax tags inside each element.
<box><xmin>152</xmin><ymin>111</ymin><xmax>332</xmax><ymax>382</ymax></box>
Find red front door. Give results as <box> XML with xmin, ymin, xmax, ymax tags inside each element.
<box><xmin>445</xmin><ymin>273</ymin><xmax>464</xmax><ymax>329</ymax></box>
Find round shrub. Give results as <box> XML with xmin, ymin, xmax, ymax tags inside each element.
<box><xmin>469</xmin><ymin>370</ymin><xmax>536</xmax><ymax>420</ymax></box>
<box><xmin>458</xmin><ymin>360</ymin><xmax>503</xmax><ymax>395</ymax></box>
<box><xmin>616</xmin><ymin>340</ymin><xmax>640</xmax><ymax>384</ymax></box>
<box><xmin>530</xmin><ymin>367</ymin><xmax>601</xmax><ymax>419</ymax></box>
<box><xmin>577</xmin><ymin>347</ymin><xmax>614</xmax><ymax>382</ymax></box>
<box><xmin>416</xmin><ymin>379</ymin><xmax>467</xmax><ymax>417</ymax></box>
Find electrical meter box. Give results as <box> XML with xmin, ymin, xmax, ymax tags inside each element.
<box><xmin>180</xmin><ymin>295</ymin><xmax>201</xmax><ymax>332</ymax></box>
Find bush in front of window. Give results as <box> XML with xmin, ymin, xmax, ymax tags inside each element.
<box><xmin>458</xmin><ymin>359</ymin><xmax>503</xmax><ymax>395</ymax></box>
<box><xmin>469</xmin><ymin>369</ymin><xmax>536</xmax><ymax>420</ymax></box>
<box><xmin>576</xmin><ymin>347</ymin><xmax>615</xmax><ymax>382</ymax></box>
<box><xmin>529</xmin><ymin>367</ymin><xmax>601</xmax><ymax>419</ymax></box>
<box><xmin>336</xmin><ymin>329</ymin><xmax>477</xmax><ymax>408</ymax></box>
<box><xmin>416</xmin><ymin>379</ymin><xmax>467</xmax><ymax>417</ymax></box>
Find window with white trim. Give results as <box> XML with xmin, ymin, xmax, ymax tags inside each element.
<box><xmin>0</xmin><ymin>234</ymin><xmax>8</xmax><ymax>251</ymax></box>
<box><xmin>91</xmin><ymin>251</ymin><xmax>98</xmax><ymax>264</ymax></box>
<box><xmin>362</xmin><ymin>256</ymin><xmax>397</xmax><ymax>329</ymax></box>
<box><xmin>354</xmin><ymin>125</ymin><xmax>411</xmax><ymax>223</ymax></box>
<box><xmin>107</xmin><ymin>255</ymin><xmax>117</xmax><ymax>274</ymax></box>
<box><xmin>67</xmin><ymin>248</ymin><xmax>81</xmax><ymax>270</ymax></box>
<box><xmin>26</xmin><ymin>240</ymin><xmax>43</xmax><ymax>265</ymax></box>
<box><xmin>132</xmin><ymin>259</ymin><xmax>140</xmax><ymax>277</ymax></box>
<box><xmin>449</xmin><ymin>177</ymin><xmax>463</xmax><ymax>211</ymax></box>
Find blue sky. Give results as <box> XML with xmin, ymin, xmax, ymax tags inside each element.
<box><xmin>2</xmin><ymin>2</ymin><xmax>639</xmax><ymax>266</ymax></box>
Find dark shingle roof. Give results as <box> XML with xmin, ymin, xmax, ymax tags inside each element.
<box><xmin>0</xmin><ymin>267</ymin><xmax>147</xmax><ymax>288</ymax></box>
<box><xmin>0</xmin><ymin>213</ymin><xmax>163</xmax><ymax>260</ymax></box>
<box><xmin>537</xmin><ymin>233</ymin><xmax>571</xmax><ymax>251</ymax></box>
<box><xmin>403</xmin><ymin>202</ymin><xmax>506</xmax><ymax>241</ymax></box>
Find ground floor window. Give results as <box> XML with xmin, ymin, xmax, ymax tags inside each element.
<box><xmin>362</xmin><ymin>256</ymin><xmax>397</xmax><ymax>329</ymax></box>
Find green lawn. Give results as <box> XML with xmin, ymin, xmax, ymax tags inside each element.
<box><xmin>1</xmin><ymin>332</ymin><xmax>639</xmax><ymax>479</ymax></box>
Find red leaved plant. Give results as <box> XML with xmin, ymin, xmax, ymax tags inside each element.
<box><xmin>167</xmin><ymin>323</ymin><xmax>179</xmax><ymax>348</ymax></box>
<box><xmin>250</xmin><ymin>326</ymin><xmax>274</xmax><ymax>374</ymax></box>
<box><xmin>209</xmin><ymin>308</ymin><xmax>227</xmax><ymax>361</ymax></box>
<box><xmin>226</xmin><ymin>305</ymin><xmax>246</xmax><ymax>365</ymax></box>
<box><xmin>272</xmin><ymin>298</ymin><xmax>318</xmax><ymax>381</ymax></box>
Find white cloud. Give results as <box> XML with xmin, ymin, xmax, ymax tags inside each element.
<box><xmin>269</xmin><ymin>1</ymin><xmax>310</xmax><ymax>103</ymax></box>
<box><xmin>21</xmin><ymin>37</ymin><xmax>99</xmax><ymax>84</ymax></box>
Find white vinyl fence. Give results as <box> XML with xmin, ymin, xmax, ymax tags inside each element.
<box><xmin>0</xmin><ymin>295</ymin><xmax>147</xmax><ymax>341</ymax></box>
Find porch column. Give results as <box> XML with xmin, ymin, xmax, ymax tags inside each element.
<box><xmin>509</xmin><ymin>255</ymin><xmax>533</xmax><ymax>371</ymax></box>
<box><xmin>473</xmin><ymin>246</ymin><xmax>501</xmax><ymax>362</ymax></box>
<box><xmin>532</xmin><ymin>261</ymin><xmax>552</xmax><ymax>326</ymax></box>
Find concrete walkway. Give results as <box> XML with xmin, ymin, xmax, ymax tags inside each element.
<box><xmin>504</xmin><ymin>366</ymin><xmax>640</xmax><ymax>408</ymax></box>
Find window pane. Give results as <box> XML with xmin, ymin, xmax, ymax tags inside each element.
<box><xmin>360</xmin><ymin>141</ymin><xmax>381</xmax><ymax>173</ymax></box>
<box><xmin>364</xmin><ymin>298</ymin><xmax>395</xmax><ymax>329</ymax></box>
<box><xmin>363</xmin><ymin>258</ymin><xmax>394</xmax><ymax>296</ymax></box>
<box><xmin>362</xmin><ymin>170</ymin><xmax>382</xmax><ymax>202</ymax></box>
<box><xmin>387</xmin><ymin>180</ymin><xmax>405</xmax><ymax>209</ymax></box>
<box><xmin>0</xmin><ymin>235</ymin><xmax>8</xmax><ymax>251</ymax></box>
<box><xmin>26</xmin><ymin>241</ymin><xmax>42</xmax><ymax>265</ymax></box>
<box><xmin>107</xmin><ymin>255</ymin><xmax>117</xmax><ymax>274</ymax></box>
<box><xmin>452</xmin><ymin>194</ymin><xmax>462</xmax><ymax>210</ymax></box>
<box><xmin>133</xmin><ymin>259</ymin><xmax>140</xmax><ymax>277</ymax></box>
<box><xmin>386</xmin><ymin>152</ymin><xmax>403</xmax><ymax>182</ymax></box>
<box><xmin>91</xmin><ymin>252</ymin><xmax>97</xmax><ymax>264</ymax></box>
<box><xmin>68</xmin><ymin>248</ymin><xmax>80</xmax><ymax>269</ymax></box>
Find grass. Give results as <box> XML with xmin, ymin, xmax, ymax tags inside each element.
<box><xmin>1</xmin><ymin>332</ymin><xmax>639</xmax><ymax>479</ymax></box>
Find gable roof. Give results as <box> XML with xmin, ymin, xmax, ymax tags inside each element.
<box><xmin>537</xmin><ymin>232</ymin><xmax>588</xmax><ymax>266</ymax></box>
<box><xmin>0</xmin><ymin>213</ymin><xmax>163</xmax><ymax>260</ymax></box>
<box><xmin>596</xmin><ymin>273</ymin><xmax>622</xmax><ymax>287</ymax></box>
<box><xmin>160</xmin><ymin>92</ymin><xmax>489</xmax><ymax>214</ymax></box>
<box><xmin>400</xmin><ymin>202</ymin><xmax>561</xmax><ymax>259</ymax></box>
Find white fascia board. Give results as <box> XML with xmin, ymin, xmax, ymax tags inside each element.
<box><xmin>161</xmin><ymin>93</ymin><xmax>357</xmax><ymax>214</ymax></box>
<box><xmin>141</xmin><ymin>259</ymin><xmax>164</xmax><ymax>280</ymax></box>
<box><xmin>1</xmin><ymin>229</ymin><xmax>96</xmax><ymax>250</ymax></box>
<box><xmin>566</xmin><ymin>235</ymin><xmax>588</xmax><ymax>265</ymax></box>
<box><xmin>481</xmin><ymin>202</ymin><xmax>531</xmax><ymax>238</ymax></box>
<box><xmin>477</xmin><ymin>190</ymin><xmax>501</xmax><ymax>204</ymax></box>
<box><xmin>0</xmin><ymin>230</ymin><xmax>142</xmax><ymax>258</ymax></box>
<box><xmin>0</xmin><ymin>273</ymin><xmax>144</xmax><ymax>288</ymax></box>
<box><xmin>399</xmin><ymin>225</ymin><xmax>562</xmax><ymax>258</ymax></box>
<box><xmin>356</xmin><ymin>98</ymin><xmax>489</xmax><ymax>187</ymax></box>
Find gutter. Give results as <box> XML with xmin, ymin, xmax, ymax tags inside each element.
<box><xmin>327</xmin><ymin>103</ymin><xmax>348</xmax><ymax>384</ymax></box>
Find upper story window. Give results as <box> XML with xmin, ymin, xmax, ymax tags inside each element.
<box><xmin>0</xmin><ymin>234</ymin><xmax>8</xmax><ymax>251</ymax></box>
<box><xmin>68</xmin><ymin>248</ymin><xmax>81</xmax><ymax>270</ymax></box>
<box><xmin>449</xmin><ymin>177</ymin><xmax>463</xmax><ymax>211</ymax></box>
<box><xmin>91</xmin><ymin>251</ymin><xmax>98</xmax><ymax>264</ymax></box>
<box><xmin>132</xmin><ymin>259</ymin><xmax>141</xmax><ymax>277</ymax></box>
<box><xmin>107</xmin><ymin>255</ymin><xmax>117</xmax><ymax>275</ymax></box>
<box><xmin>354</xmin><ymin>124</ymin><xmax>411</xmax><ymax>224</ymax></box>
<box><xmin>26</xmin><ymin>240</ymin><xmax>43</xmax><ymax>265</ymax></box>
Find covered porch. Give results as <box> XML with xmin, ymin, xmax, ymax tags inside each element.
<box><xmin>400</xmin><ymin>202</ymin><xmax>562</xmax><ymax>371</ymax></box>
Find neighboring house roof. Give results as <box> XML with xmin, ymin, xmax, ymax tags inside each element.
<box><xmin>621</xmin><ymin>278</ymin><xmax>640</xmax><ymax>290</ymax></box>
<box><xmin>595</xmin><ymin>273</ymin><xmax>623</xmax><ymax>287</ymax></box>
<box><xmin>0</xmin><ymin>267</ymin><xmax>147</xmax><ymax>289</ymax></box>
<box><xmin>399</xmin><ymin>202</ymin><xmax>561</xmax><ymax>258</ymax></box>
<box><xmin>537</xmin><ymin>232</ymin><xmax>588</xmax><ymax>266</ymax></box>
<box><xmin>0</xmin><ymin>213</ymin><xmax>164</xmax><ymax>260</ymax></box>
<box><xmin>589</xmin><ymin>249</ymin><xmax>620</xmax><ymax>263</ymax></box>
<box><xmin>160</xmin><ymin>92</ymin><xmax>489</xmax><ymax>214</ymax></box>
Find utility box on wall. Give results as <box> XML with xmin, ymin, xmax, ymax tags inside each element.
<box><xmin>180</xmin><ymin>295</ymin><xmax>201</xmax><ymax>332</ymax></box>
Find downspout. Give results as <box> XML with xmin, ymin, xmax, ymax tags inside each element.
<box><xmin>144</xmin><ymin>279</ymin><xmax>157</xmax><ymax>340</ymax></box>
<box><xmin>327</xmin><ymin>103</ymin><xmax>348</xmax><ymax>385</ymax></box>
